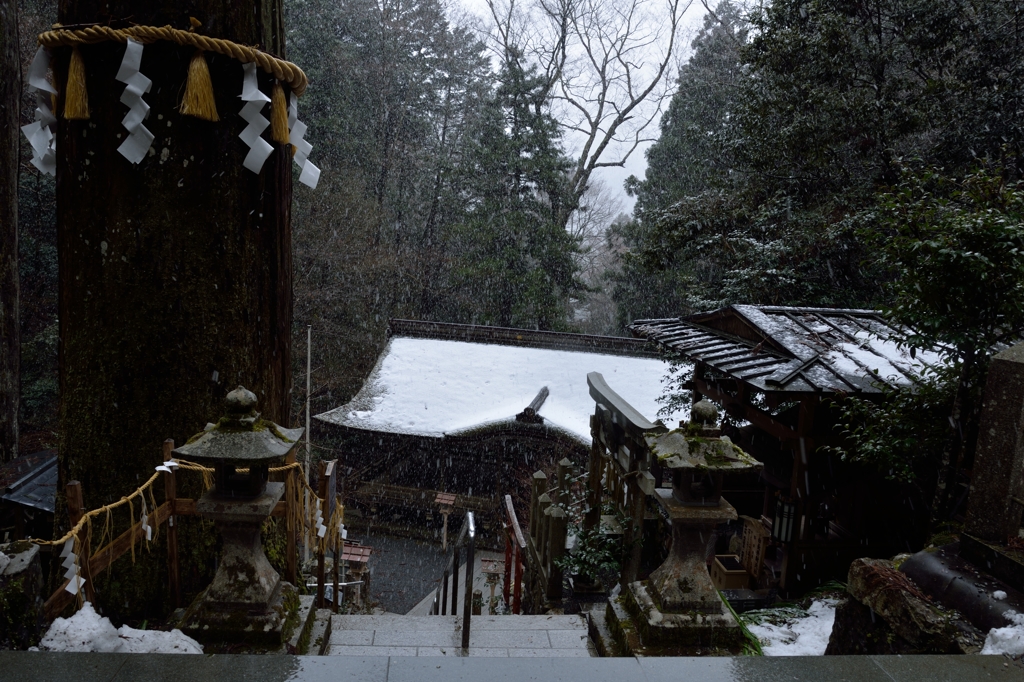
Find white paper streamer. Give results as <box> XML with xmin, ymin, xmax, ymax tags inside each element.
<box><xmin>28</xmin><ymin>47</ymin><xmax>56</xmax><ymax>93</ymax></box>
<box><xmin>114</xmin><ymin>39</ymin><xmax>154</xmax><ymax>164</ymax></box>
<box><xmin>287</xmin><ymin>94</ymin><xmax>320</xmax><ymax>189</ymax></box>
<box><xmin>60</xmin><ymin>537</ymin><xmax>74</xmax><ymax>559</ymax></box>
<box><xmin>61</xmin><ymin>552</ymin><xmax>78</xmax><ymax>570</ymax></box>
<box><xmin>65</xmin><ymin>574</ymin><xmax>85</xmax><ymax>596</ymax></box>
<box><xmin>237</xmin><ymin>63</ymin><xmax>274</xmax><ymax>174</ymax></box>
<box><xmin>63</xmin><ymin>554</ymin><xmax>84</xmax><ymax>595</ymax></box>
<box><xmin>20</xmin><ymin>48</ymin><xmax>57</xmax><ymax>176</ymax></box>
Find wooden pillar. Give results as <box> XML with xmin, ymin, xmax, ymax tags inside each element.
<box><xmin>162</xmin><ymin>439</ymin><xmax>180</xmax><ymax>608</ymax></box>
<box><xmin>65</xmin><ymin>481</ymin><xmax>95</xmax><ymax>604</ymax></box>
<box><xmin>692</xmin><ymin>362</ymin><xmax>706</xmax><ymax>405</ymax></box>
<box><xmin>783</xmin><ymin>398</ymin><xmax>817</xmax><ymax>591</ymax></box>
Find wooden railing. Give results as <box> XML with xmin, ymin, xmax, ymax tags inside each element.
<box><xmin>501</xmin><ymin>494</ymin><xmax>525</xmax><ymax>613</ymax></box>
<box><xmin>39</xmin><ymin>439</ymin><xmax>341</xmax><ymax>621</ymax></box>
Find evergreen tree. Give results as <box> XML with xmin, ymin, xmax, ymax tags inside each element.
<box><xmin>444</xmin><ymin>54</ymin><xmax>582</xmax><ymax>329</ymax></box>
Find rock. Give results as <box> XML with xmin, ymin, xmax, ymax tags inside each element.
<box><xmin>826</xmin><ymin>557</ymin><xmax>983</xmax><ymax>655</ymax></box>
<box><xmin>0</xmin><ymin>541</ymin><xmax>45</xmax><ymax>650</ymax></box>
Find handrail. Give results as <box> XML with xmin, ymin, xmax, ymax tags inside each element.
<box><xmin>430</xmin><ymin>510</ymin><xmax>477</xmax><ymax>649</ymax></box>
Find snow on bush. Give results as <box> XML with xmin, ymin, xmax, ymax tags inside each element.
<box><xmin>982</xmin><ymin>610</ymin><xmax>1024</xmax><ymax>657</ymax></box>
<box><xmin>745</xmin><ymin>599</ymin><xmax>838</xmax><ymax>656</ymax></box>
<box><xmin>0</xmin><ymin>550</ymin><xmax>10</xmax><ymax>575</ymax></box>
<box><xmin>40</xmin><ymin>602</ymin><xmax>202</xmax><ymax>654</ymax></box>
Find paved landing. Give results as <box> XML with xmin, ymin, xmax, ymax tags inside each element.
<box><xmin>327</xmin><ymin>614</ymin><xmax>596</xmax><ymax>657</ymax></box>
<box><xmin>405</xmin><ymin>551</ymin><xmax>504</xmax><ymax>616</ymax></box>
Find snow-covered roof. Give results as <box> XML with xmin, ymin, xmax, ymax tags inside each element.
<box><xmin>315</xmin><ymin>334</ymin><xmax>685</xmax><ymax>444</ymax></box>
<box><xmin>630</xmin><ymin>305</ymin><xmax>945</xmax><ymax>395</ymax></box>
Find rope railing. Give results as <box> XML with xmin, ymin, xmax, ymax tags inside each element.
<box><xmin>29</xmin><ymin>451</ymin><xmax>341</xmax><ymax>619</ymax></box>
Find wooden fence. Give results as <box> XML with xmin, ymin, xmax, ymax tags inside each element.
<box><xmin>39</xmin><ymin>439</ymin><xmax>342</xmax><ymax>621</ymax></box>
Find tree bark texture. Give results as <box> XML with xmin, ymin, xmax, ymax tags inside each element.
<box><xmin>54</xmin><ymin>1</ymin><xmax>292</xmax><ymax>618</ymax></box>
<box><xmin>0</xmin><ymin>0</ymin><xmax>20</xmax><ymax>463</ymax></box>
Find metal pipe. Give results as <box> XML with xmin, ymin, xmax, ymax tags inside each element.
<box><xmin>441</xmin><ymin>568</ymin><xmax>449</xmax><ymax>615</ymax></box>
<box><xmin>462</xmin><ymin>512</ymin><xmax>476</xmax><ymax>649</ymax></box>
<box><xmin>451</xmin><ymin>546</ymin><xmax>460</xmax><ymax>616</ymax></box>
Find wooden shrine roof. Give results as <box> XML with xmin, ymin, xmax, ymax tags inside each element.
<box><xmin>629</xmin><ymin>305</ymin><xmax>945</xmax><ymax>396</ymax></box>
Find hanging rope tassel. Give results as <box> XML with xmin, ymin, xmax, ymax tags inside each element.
<box><xmin>270</xmin><ymin>80</ymin><xmax>290</xmax><ymax>145</ymax></box>
<box><xmin>180</xmin><ymin>50</ymin><xmax>219</xmax><ymax>121</ymax></box>
<box><xmin>63</xmin><ymin>46</ymin><xmax>90</xmax><ymax>119</ymax></box>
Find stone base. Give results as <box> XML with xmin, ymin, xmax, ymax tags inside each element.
<box><xmin>0</xmin><ymin>541</ymin><xmax>44</xmax><ymax>649</ymax></box>
<box><xmin>960</xmin><ymin>534</ymin><xmax>1024</xmax><ymax>594</ymax></box>
<box><xmin>606</xmin><ymin>581</ymin><xmax>745</xmax><ymax>655</ymax></box>
<box><xmin>181</xmin><ymin>580</ymin><xmax>301</xmax><ymax>647</ymax></box>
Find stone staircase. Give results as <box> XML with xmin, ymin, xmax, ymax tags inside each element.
<box><xmin>323</xmin><ymin>614</ymin><xmax>596</xmax><ymax>657</ymax></box>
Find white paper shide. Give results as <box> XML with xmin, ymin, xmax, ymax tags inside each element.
<box><xmin>21</xmin><ymin>47</ymin><xmax>58</xmax><ymax>176</ymax></box>
<box><xmin>115</xmin><ymin>38</ymin><xmax>155</xmax><ymax>164</ymax></box>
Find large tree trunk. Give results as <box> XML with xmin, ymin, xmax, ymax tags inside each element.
<box><xmin>54</xmin><ymin>1</ymin><xmax>292</xmax><ymax>619</ymax></box>
<box><xmin>0</xmin><ymin>0</ymin><xmax>19</xmax><ymax>464</ymax></box>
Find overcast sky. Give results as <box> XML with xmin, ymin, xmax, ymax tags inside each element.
<box><xmin>453</xmin><ymin>0</ymin><xmax>710</xmax><ymax>217</ymax></box>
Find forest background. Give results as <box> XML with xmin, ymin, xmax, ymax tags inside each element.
<box><xmin>8</xmin><ymin>0</ymin><xmax>1024</xmax><ymax>519</ymax></box>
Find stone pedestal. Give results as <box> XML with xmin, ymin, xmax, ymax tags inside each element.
<box><xmin>0</xmin><ymin>541</ymin><xmax>44</xmax><ymax>649</ymax></box>
<box><xmin>613</xmin><ymin>490</ymin><xmax>745</xmax><ymax>653</ymax></box>
<box><xmin>182</xmin><ymin>482</ymin><xmax>300</xmax><ymax>645</ymax></box>
<box><xmin>648</xmin><ymin>491</ymin><xmax>737</xmax><ymax>614</ymax></box>
<box><xmin>964</xmin><ymin>342</ymin><xmax>1024</xmax><ymax>543</ymax></box>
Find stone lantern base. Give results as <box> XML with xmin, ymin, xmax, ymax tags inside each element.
<box><xmin>181</xmin><ymin>483</ymin><xmax>300</xmax><ymax>646</ymax></box>
<box><xmin>608</xmin><ymin>490</ymin><xmax>746</xmax><ymax>654</ymax></box>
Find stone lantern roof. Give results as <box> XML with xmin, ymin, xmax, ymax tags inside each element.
<box><xmin>173</xmin><ymin>386</ymin><xmax>304</xmax><ymax>463</ymax></box>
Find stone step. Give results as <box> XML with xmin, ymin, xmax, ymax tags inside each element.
<box><xmin>306</xmin><ymin>608</ymin><xmax>334</xmax><ymax>655</ymax></box>
<box><xmin>327</xmin><ymin>614</ymin><xmax>596</xmax><ymax>657</ymax></box>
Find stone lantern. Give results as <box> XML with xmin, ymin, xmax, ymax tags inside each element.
<box><xmin>177</xmin><ymin>386</ymin><xmax>303</xmax><ymax>645</ymax></box>
<box><xmin>627</xmin><ymin>400</ymin><xmax>762</xmax><ymax>650</ymax></box>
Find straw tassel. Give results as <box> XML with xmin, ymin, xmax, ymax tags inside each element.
<box><xmin>180</xmin><ymin>50</ymin><xmax>219</xmax><ymax>121</ymax></box>
<box><xmin>271</xmin><ymin>81</ymin><xmax>290</xmax><ymax>145</ymax></box>
<box><xmin>64</xmin><ymin>46</ymin><xmax>89</xmax><ymax>119</ymax></box>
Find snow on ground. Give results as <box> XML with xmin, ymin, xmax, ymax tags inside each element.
<box><xmin>982</xmin><ymin>610</ymin><xmax>1024</xmax><ymax>657</ymax></box>
<box><xmin>0</xmin><ymin>550</ymin><xmax>9</xmax><ymax>575</ymax></box>
<box><xmin>317</xmin><ymin>337</ymin><xmax>687</xmax><ymax>442</ymax></box>
<box><xmin>745</xmin><ymin>599</ymin><xmax>838</xmax><ymax>656</ymax></box>
<box><xmin>39</xmin><ymin>602</ymin><xmax>202</xmax><ymax>654</ymax></box>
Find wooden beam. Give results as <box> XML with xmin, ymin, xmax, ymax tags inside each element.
<box><xmin>45</xmin><ymin>501</ymin><xmax>172</xmax><ymax>620</ymax></box>
<box><xmin>695</xmin><ymin>378</ymin><xmax>798</xmax><ymax>441</ymax></box>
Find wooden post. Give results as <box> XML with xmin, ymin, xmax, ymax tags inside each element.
<box><xmin>441</xmin><ymin>509</ymin><xmax>450</xmax><ymax>551</ymax></box>
<box><xmin>162</xmin><ymin>439</ymin><xmax>181</xmax><ymax>608</ymax></box>
<box><xmin>285</xmin><ymin>449</ymin><xmax>297</xmax><ymax>585</ymax></box>
<box><xmin>537</xmin><ymin>494</ymin><xmax>551</xmax><ymax>566</ymax></box>
<box><xmin>65</xmin><ymin>481</ymin><xmax>96</xmax><ymax>604</ymax></box>
<box><xmin>529</xmin><ymin>471</ymin><xmax>546</xmax><ymax>538</ymax></box>
<box><xmin>503</xmin><ymin>524</ymin><xmax>512</xmax><ymax>605</ymax></box>
<box><xmin>332</xmin><ymin>515</ymin><xmax>340</xmax><ymax>614</ymax></box>
<box><xmin>512</xmin><ymin>544</ymin><xmax>522</xmax><ymax>614</ymax></box>
<box><xmin>546</xmin><ymin>506</ymin><xmax>567</xmax><ymax>601</ymax></box>
<box><xmin>584</xmin><ymin>414</ymin><xmax>603</xmax><ymax>533</ymax></box>
<box><xmin>623</xmin><ymin>475</ymin><xmax>646</xmax><ymax>589</ymax></box>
